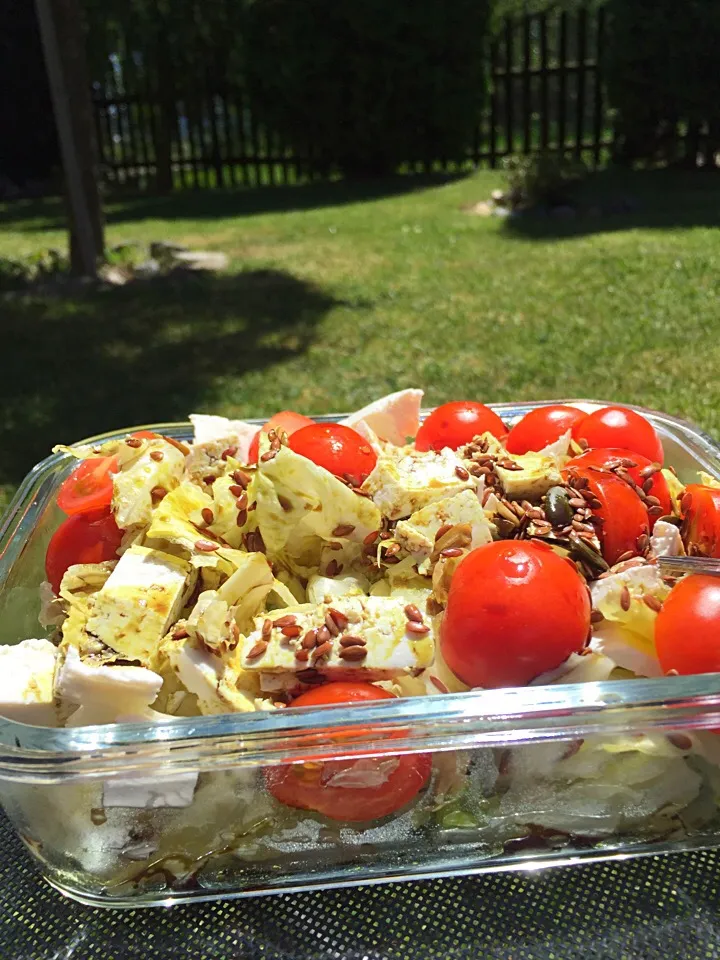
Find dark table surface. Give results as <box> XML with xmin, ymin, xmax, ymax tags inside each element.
<box><xmin>2</xmin><ymin>812</ymin><xmax>720</xmax><ymax>960</ymax></box>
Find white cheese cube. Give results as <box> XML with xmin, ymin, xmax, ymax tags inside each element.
<box><xmin>240</xmin><ymin>596</ymin><xmax>435</xmax><ymax>684</ymax></box>
<box><xmin>0</xmin><ymin>639</ymin><xmax>58</xmax><ymax>726</ymax></box>
<box><xmin>55</xmin><ymin>646</ymin><xmax>162</xmax><ymax>707</ymax></box>
<box><xmin>168</xmin><ymin>639</ymin><xmax>260</xmax><ymax>714</ymax></box>
<box><xmin>189</xmin><ymin>413</ymin><xmax>258</xmax><ymax>462</ymax></box>
<box><xmin>341</xmin><ymin>389</ymin><xmax>423</xmax><ymax>445</ymax></box>
<box><xmin>649</xmin><ymin>520</ymin><xmax>684</xmax><ymax>558</ymax></box>
<box><xmin>362</xmin><ymin>447</ymin><xmax>476</xmax><ymax>520</ymax></box>
<box><xmin>84</xmin><ymin>545</ymin><xmax>189</xmax><ymax>662</ymax></box>
<box><xmin>395</xmin><ymin>489</ymin><xmax>494</xmax><ymax>559</ymax></box>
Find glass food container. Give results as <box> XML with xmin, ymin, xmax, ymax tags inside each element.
<box><xmin>2</xmin><ymin>400</ymin><xmax>720</xmax><ymax>909</ymax></box>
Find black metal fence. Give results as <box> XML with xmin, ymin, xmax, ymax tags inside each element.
<box><xmin>92</xmin><ymin>6</ymin><xmax>612</xmax><ymax>191</ymax></box>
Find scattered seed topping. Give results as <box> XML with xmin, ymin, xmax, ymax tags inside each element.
<box><xmin>201</xmin><ymin>507</ymin><xmax>215</xmax><ymax>525</ymax></box>
<box><xmin>455</xmin><ymin>465</ymin><xmax>470</xmax><ymax>481</ymax></box>
<box><xmin>302</xmin><ymin>629</ymin><xmax>319</xmax><ymax>649</ymax></box>
<box><xmin>404</xmin><ymin>604</ymin><xmax>424</xmax><ymax>623</ymax></box>
<box><xmin>577</xmin><ymin>438</ymin><xmax>589</xmax><ymax>450</ymax></box>
<box><xmin>151</xmin><ymin>486</ymin><xmax>167</xmax><ymax>502</ymax></box>
<box><xmin>440</xmin><ymin>547</ymin><xmax>464</xmax><ymax>558</ymax></box>
<box><xmin>619</xmin><ymin>585</ymin><xmax>631</xmax><ymax>611</ymax></box>
<box><xmin>363</xmin><ymin>530</ymin><xmax>380</xmax><ymax>545</ymax></box>
<box><xmin>236</xmin><ymin>509</ymin><xmax>248</xmax><ymax>527</ymax></box>
<box><xmin>332</xmin><ymin>524</ymin><xmax>355</xmax><ymax>537</ymax></box>
<box><xmin>195</xmin><ymin>539</ymin><xmax>220</xmax><ymax>552</ymax></box>
<box><xmin>435</xmin><ymin>524</ymin><xmax>453</xmax><ymax>542</ymax></box>
<box><xmin>278</xmin><ymin>495</ymin><xmax>293</xmax><ymax>512</ymax></box>
<box><xmin>318</xmin><ymin>625</ymin><xmax>331</xmax><ymax>644</ymax></box>
<box><xmin>328</xmin><ymin>541</ymin><xmax>343</xmax><ymax>551</ymax></box>
<box><xmin>328</xmin><ymin>607</ymin><xmax>349</xmax><ymax>631</ymax></box>
<box><xmin>229</xmin><ymin>484</ymin><xmax>244</xmax><ymax>498</ymax></box>
<box><xmin>325</xmin><ymin>559</ymin><xmax>340</xmax><ymax>577</ymax></box>
<box><xmin>642</xmin><ymin>593</ymin><xmax>663</xmax><ymax>612</ymax></box>
<box><xmin>680</xmin><ymin>492</ymin><xmax>692</xmax><ymax>514</ymax></box>
<box><xmin>406</xmin><ymin>621</ymin><xmax>430</xmax><ymax>636</ymax></box>
<box><xmin>273</xmin><ymin>615</ymin><xmax>297</xmax><ymax>628</ymax></box>
<box><xmin>295</xmin><ymin>648</ymin><xmax>310</xmax><ymax>662</ymax></box>
<box><xmin>125</xmin><ymin>436</ymin><xmax>143</xmax><ymax>448</ymax></box>
<box><xmin>260</xmin><ymin>450</ymin><xmax>277</xmax><ymax>463</ymax></box>
<box><xmin>614</xmin><ymin>550</ymin><xmax>635</xmax><ymax>564</ymax></box>
<box><xmin>647</xmin><ymin>504</ymin><xmax>663</xmax><ymax>517</ymax></box>
<box><xmin>429</xmin><ymin>675</ymin><xmax>449</xmax><ymax>694</ymax></box>
<box><xmin>667</xmin><ymin>733</ymin><xmax>692</xmax><ymax>750</ymax></box>
<box><xmin>247</xmin><ymin>640</ymin><xmax>268</xmax><ymax>659</ymax></box>
<box><xmin>343</xmin><ymin>472</ymin><xmax>361</xmax><ymax>488</ymax></box>
<box><xmin>221</xmin><ymin>446</ymin><xmax>238</xmax><ymax>461</ymax></box>
<box><xmin>312</xmin><ymin>641</ymin><xmax>333</xmax><ymax>660</ymax></box>
<box><xmin>282</xmin><ymin>624</ymin><xmax>303</xmax><ymax>638</ymax></box>
<box><xmin>324</xmin><ymin>612</ymin><xmax>340</xmax><ymax>636</ymax></box>
<box><xmin>150</xmin><ymin>450</ymin><xmax>164</xmax><ymax>462</ymax></box>
<box><xmin>172</xmin><ymin>626</ymin><xmax>189</xmax><ymax>640</ymax></box>
<box><xmin>590</xmin><ymin>610</ymin><xmax>604</xmax><ymax>623</ymax></box>
<box><xmin>232</xmin><ymin>470</ymin><xmax>251</xmax><ymax>488</ymax></box>
<box><xmin>262</xmin><ymin>618</ymin><xmax>272</xmax><ymax>639</ymax></box>
<box><xmin>340</xmin><ymin>635</ymin><xmax>366</xmax><ymax>647</ymax></box>
<box><xmin>339</xmin><ymin>645</ymin><xmax>367</xmax><ymax>661</ymax></box>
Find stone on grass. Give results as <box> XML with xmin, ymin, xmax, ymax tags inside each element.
<box><xmin>171</xmin><ymin>250</ymin><xmax>229</xmax><ymax>271</ymax></box>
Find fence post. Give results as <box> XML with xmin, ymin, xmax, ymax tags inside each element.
<box><xmin>575</xmin><ymin>7</ymin><xmax>587</xmax><ymax>160</ymax></box>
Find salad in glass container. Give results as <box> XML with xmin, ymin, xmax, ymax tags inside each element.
<box><xmin>4</xmin><ymin>389</ymin><xmax>720</xmax><ymax>896</ymax></box>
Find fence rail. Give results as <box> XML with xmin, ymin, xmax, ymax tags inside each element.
<box><xmin>89</xmin><ymin>5</ymin><xmax>702</xmax><ymax>192</ymax></box>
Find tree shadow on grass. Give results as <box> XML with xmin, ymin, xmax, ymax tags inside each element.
<box><xmin>0</xmin><ymin>268</ymin><xmax>349</xmax><ymax>496</ymax></box>
<box><xmin>501</xmin><ymin>168</ymin><xmax>720</xmax><ymax>242</ymax></box>
<box><xmin>0</xmin><ymin>172</ymin><xmax>470</xmax><ymax>232</ymax></box>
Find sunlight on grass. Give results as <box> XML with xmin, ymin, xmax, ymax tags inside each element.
<box><xmin>2</xmin><ymin>168</ymin><xmax>720</xmax><ymax>511</ymax></box>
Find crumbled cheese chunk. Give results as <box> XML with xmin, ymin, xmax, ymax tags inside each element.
<box><xmin>395</xmin><ymin>489</ymin><xmax>494</xmax><ymax>559</ymax></box>
<box><xmin>363</xmin><ymin>447</ymin><xmax>476</xmax><ymax>520</ymax></box>
<box><xmin>649</xmin><ymin>520</ymin><xmax>684</xmax><ymax>558</ymax></box>
<box><xmin>189</xmin><ymin>414</ymin><xmax>258</xmax><ymax>463</ymax></box>
<box><xmin>84</xmin><ymin>546</ymin><xmax>190</xmax><ymax>662</ymax></box>
<box><xmin>0</xmin><ymin>639</ymin><xmax>58</xmax><ymax>726</ymax></box>
<box><xmin>112</xmin><ymin>440</ymin><xmax>186</xmax><ymax>529</ymax></box>
<box><xmin>341</xmin><ymin>389</ymin><xmax>423</xmax><ymax>445</ymax></box>
<box><xmin>167</xmin><ymin>638</ymin><xmax>263</xmax><ymax>714</ymax></box>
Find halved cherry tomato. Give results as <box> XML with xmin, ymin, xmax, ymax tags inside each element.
<box><xmin>247</xmin><ymin>410</ymin><xmax>315</xmax><ymax>464</ymax></box>
<box><xmin>45</xmin><ymin>509</ymin><xmax>123</xmax><ymax>595</ymax></box>
<box><xmin>680</xmin><ymin>484</ymin><xmax>720</xmax><ymax>559</ymax></box>
<box><xmin>566</xmin><ymin>448</ymin><xmax>671</xmax><ymax>530</ymax></box>
<box><xmin>562</xmin><ymin>465</ymin><xmax>650</xmax><ymax>565</ymax></box>
<box><xmin>506</xmin><ymin>405</ymin><xmax>586</xmax><ymax>455</ymax></box>
<box><xmin>415</xmin><ymin>401</ymin><xmax>506</xmax><ymax>452</ymax></box>
<box><xmin>265</xmin><ymin>683</ymin><xmax>432</xmax><ymax>821</ymax></box>
<box><xmin>130</xmin><ymin>430</ymin><xmax>160</xmax><ymax>440</ymax></box>
<box><xmin>440</xmin><ymin>540</ymin><xmax>591</xmax><ymax>689</ymax></box>
<box><xmin>289</xmin><ymin>423</ymin><xmax>377</xmax><ymax>483</ymax></box>
<box><xmin>655</xmin><ymin>575</ymin><xmax>720</xmax><ymax>675</ymax></box>
<box><xmin>572</xmin><ymin>406</ymin><xmax>664</xmax><ymax>465</ymax></box>
<box><xmin>56</xmin><ymin>456</ymin><xmax>119</xmax><ymax>517</ymax></box>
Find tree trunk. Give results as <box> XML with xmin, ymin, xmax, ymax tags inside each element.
<box><xmin>35</xmin><ymin>0</ymin><xmax>104</xmax><ymax>275</ymax></box>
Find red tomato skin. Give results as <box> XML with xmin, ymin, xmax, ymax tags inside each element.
<box><xmin>655</xmin><ymin>575</ymin><xmax>720</xmax><ymax>675</ymax></box>
<box><xmin>265</xmin><ymin>682</ymin><xmax>431</xmax><ymax>821</ymax></box>
<box><xmin>572</xmin><ymin>406</ymin><xmax>664</xmax><ymax>465</ymax></box>
<box><xmin>45</xmin><ymin>510</ymin><xmax>123</xmax><ymax>594</ymax></box>
<box><xmin>566</xmin><ymin>448</ymin><xmax>671</xmax><ymax>529</ymax></box>
<box><xmin>415</xmin><ymin>402</ymin><xmax>506</xmax><ymax>452</ymax></box>
<box><xmin>56</xmin><ymin>456</ymin><xmax>119</xmax><ymax>517</ymax></box>
<box><xmin>247</xmin><ymin>411</ymin><xmax>315</xmax><ymax>464</ymax></box>
<box><xmin>681</xmin><ymin>484</ymin><xmax>720</xmax><ymax>559</ymax></box>
<box><xmin>440</xmin><ymin>541</ymin><xmax>591</xmax><ymax>689</ymax></box>
<box><xmin>506</xmin><ymin>405</ymin><xmax>586</xmax><ymax>455</ymax></box>
<box><xmin>289</xmin><ymin>423</ymin><xmax>377</xmax><ymax>483</ymax></box>
<box><xmin>562</xmin><ymin>465</ymin><xmax>650</xmax><ymax>565</ymax></box>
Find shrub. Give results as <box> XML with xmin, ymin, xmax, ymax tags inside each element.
<box><xmin>502</xmin><ymin>155</ymin><xmax>586</xmax><ymax>210</ymax></box>
<box><xmin>604</xmin><ymin>0</ymin><xmax>720</xmax><ymax>165</ymax></box>
<box><xmin>243</xmin><ymin>0</ymin><xmax>490</xmax><ymax>177</ymax></box>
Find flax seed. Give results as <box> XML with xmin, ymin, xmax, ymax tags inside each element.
<box><xmin>150</xmin><ymin>450</ymin><xmax>164</xmax><ymax>462</ymax></box>
<box><xmin>642</xmin><ymin>594</ymin><xmax>663</xmax><ymax>612</ymax></box>
<box><xmin>404</xmin><ymin>604</ymin><xmax>424</xmax><ymax>623</ymax></box>
<box><xmin>260</xmin><ymin>450</ymin><xmax>277</xmax><ymax>463</ymax></box>
<box><xmin>295</xmin><ymin>649</ymin><xmax>310</xmax><ymax>662</ymax></box>
<box><xmin>406</xmin><ymin>621</ymin><xmax>430</xmax><ymax>635</ymax></box>
<box><xmin>324</xmin><ymin>612</ymin><xmax>340</xmax><ymax>636</ymax></box>
<box><xmin>125</xmin><ymin>436</ymin><xmax>143</xmax><ymax>448</ymax></box>
<box><xmin>327</xmin><ymin>541</ymin><xmax>343</xmax><ymax>551</ymax></box>
<box><xmin>332</xmin><ymin>524</ymin><xmax>355</xmax><ymax>537</ymax></box>
<box><xmin>312</xmin><ymin>641</ymin><xmax>333</xmax><ymax>660</ymax></box>
<box><xmin>201</xmin><ymin>507</ymin><xmax>215</xmax><ymax>525</ymax></box>
<box><xmin>236</xmin><ymin>509</ymin><xmax>248</xmax><ymax>527</ymax></box>
<box><xmin>343</xmin><ymin>472</ymin><xmax>361</xmax><ymax>488</ymax></box>
<box><xmin>278</xmin><ymin>495</ymin><xmax>293</xmax><ymax>512</ymax></box>
<box><xmin>318</xmin><ymin>625</ymin><xmax>331</xmax><ymax>644</ymax></box>
<box><xmin>363</xmin><ymin>530</ymin><xmax>379</xmax><ymax>546</ymax></box>
<box><xmin>648</xmin><ymin>505</ymin><xmax>663</xmax><ymax>517</ymax></box>
<box><xmin>339</xmin><ymin>646</ymin><xmax>367</xmax><ymax>661</ymax></box>
<box><xmin>619</xmin><ymin>585</ymin><xmax>631</xmax><ymax>611</ymax></box>
<box><xmin>681</xmin><ymin>492</ymin><xmax>693</xmax><ymax>513</ymax></box>
<box><xmin>590</xmin><ymin>610</ymin><xmax>604</xmax><ymax>623</ymax></box>
<box><xmin>429</xmin><ymin>675</ymin><xmax>449</xmax><ymax>694</ymax></box>
<box><xmin>262</xmin><ymin>619</ymin><xmax>272</xmax><ymax>639</ymax></box>
<box><xmin>172</xmin><ymin>626</ymin><xmax>189</xmax><ymax>640</ymax></box>
<box><xmin>435</xmin><ymin>524</ymin><xmax>453</xmax><ymax>541</ymax></box>
<box><xmin>568</xmin><ymin>498</ymin><xmax>586</xmax><ymax>509</ymax></box>
<box><xmin>340</xmin><ymin>635</ymin><xmax>365</xmax><ymax>647</ymax></box>
<box><xmin>328</xmin><ymin>607</ymin><xmax>349</xmax><ymax>631</ymax></box>
<box><xmin>232</xmin><ymin>470</ymin><xmax>251</xmax><ymax>488</ymax></box>
<box><xmin>151</xmin><ymin>486</ymin><xmax>167</xmax><ymax>502</ymax></box>
<box><xmin>194</xmin><ymin>539</ymin><xmax>219</xmax><ymax>552</ymax></box>
<box><xmin>325</xmin><ymin>559</ymin><xmax>340</xmax><ymax>577</ymax></box>
<box><xmin>247</xmin><ymin>640</ymin><xmax>268</xmax><ymax>659</ymax></box>
<box><xmin>455</xmin><ymin>465</ymin><xmax>470</xmax><ymax>481</ymax></box>
<box><xmin>282</xmin><ymin>625</ymin><xmax>302</xmax><ymax>639</ymax></box>
<box><xmin>440</xmin><ymin>547</ymin><xmax>464</xmax><ymax>558</ymax></box>
<box><xmin>220</xmin><ymin>446</ymin><xmax>238</xmax><ymax>461</ymax></box>
<box><xmin>302</xmin><ymin>630</ymin><xmax>319</xmax><ymax>649</ymax></box>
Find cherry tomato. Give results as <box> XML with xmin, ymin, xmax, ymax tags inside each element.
<box><xmin>415</xmin><ymin>401</ymin><xmax>506</xmax><ymax>452</ymax></box>
<box><xmin>247</xmin><ymin>410</ymin><xmax>315</xmax><ymax>464</ymax></box>
<box><xmin>56</xmin><ymin>456</ymin><xmax>119</xmax><ymax>517</ymax></box>
<box><xmin>130</xmin><ymin>431</ymin><xmax>160</xmax><ymax>440</ymax></box>
<box><xmin>562</xmin><ymin>465</ymin><xmax>650</xmax><ymax>565</ymax></box>
<box><xmin>265</xmin><ymin>683</ymin><xmax>432</xmax><ymax>821</ymax></box>
<box><xmin>655</xmin><ymin>575</ymin><xmax>720</xmax><ymax>675</ymax></box>
<box><xmin>680</xmin><ymin>484</ymin><xmax>720</xmax><ymax>559</ymax></box>
<box><xmin>506</xmin><ymin>405</ymin><xmax>586</xmax><ymax>455</ymax></box>
<box><xmin>572</xmin><ymin>406</ymin><xmax>664</xmax><ymax>465</ymax></box>
<box><xmin>440</xmin><ymin>540</ymin><xmax>590</xmax><ymax>688</ymax></box>
<box><xmin>566</xmin><ymin>448</ymin><xmax>671</xmax><ymax>530</ymax></box>
<box><xmin>289</xmin><ymin>423</ymin><xmax>377</xmax><ymax>483</ymax></box>
<box><xmin>45</xmin><ymin>509</ymin><xmax>123</xmax><ymax>595</ymax></box>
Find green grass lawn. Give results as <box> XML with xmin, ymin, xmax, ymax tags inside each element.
<box><xmin>2</xmin><ymin>167</ymin><xmax>720</xmax><ymax>515</ymax></box>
